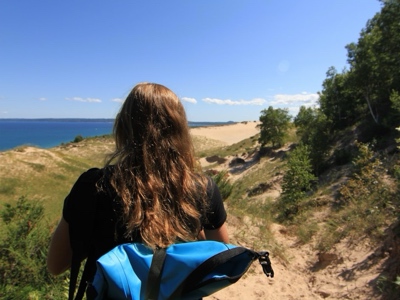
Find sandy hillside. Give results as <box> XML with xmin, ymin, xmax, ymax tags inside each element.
<box><xmin>190</xmin><ymin>121</ymin><xmax>260</xmax><ymax>145</ymax></box>
<box><xmin>190</xmin><ymin>122</ymin><xmax>385</xmax><ymax>300</ymax></box>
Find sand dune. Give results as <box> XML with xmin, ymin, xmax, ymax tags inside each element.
<box><xmin>190</xmin><ymin>121</ymin><xmax>260</xmax><ymax>145</ymax></box>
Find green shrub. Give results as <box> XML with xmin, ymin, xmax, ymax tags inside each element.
<box><xmin>0</xmin><ymin>197</ymin><xmax>67</xmax><ymax>299</ymax></box>
<box><xmin>317</xmin><ymin>142</ymin><xmax>400</xmax><ymax>251</ymax></box>
<box><xmin>206</xmin><ymin>170</ymin><xmax>233</xmax><ymax>201</ymax></box>
<box><xmin>277</xmin><ymin>144</ymin><xmax>316</xmax><ymax>220</ymax></box>
<box><xmin>73</xmin><ymin>135</ymin><xmax>84</xmax><ymax>143</ymax></box>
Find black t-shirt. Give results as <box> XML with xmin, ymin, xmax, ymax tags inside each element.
<box><xmin>63</xmin><ymin>167</ymin><xmax>227</xmax><ymax>262</ymax></box>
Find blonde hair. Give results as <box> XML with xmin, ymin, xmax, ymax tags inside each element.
<box><xmin>106</xmin><ymin>83</ymin><xmax>207</xmax><ymax>248</ymax></box>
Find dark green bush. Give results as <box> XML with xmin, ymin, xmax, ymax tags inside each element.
<box><xmin>73</xmin><ymin>135</ymin><xmax>84</xmax><ymax>143</ymax></box>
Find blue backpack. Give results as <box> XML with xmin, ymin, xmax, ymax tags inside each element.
<box><xmin>83</xmin><ymin>240</ymin><xmax>273</xmax><ymax>300</ymax></box>
<box><xmin>67</xmin><ymin>170</ymin><xmax>274</xmax><ymax>299</ymax></box>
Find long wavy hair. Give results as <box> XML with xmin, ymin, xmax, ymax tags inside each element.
<box><xmin>106</xmin><ymin>83</ymin><xmax>208</xmax><ymax>248</ymax></box>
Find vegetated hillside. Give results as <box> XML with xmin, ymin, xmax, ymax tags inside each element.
<box><xmin>0</xmin><ymin>128</ymin><xmax>399</xmax><ymax>299</ymax></box>
<box><xmin>199</xmin><ymin>127</ymin><xmax>400</xmax><ymax>300</ymax></box>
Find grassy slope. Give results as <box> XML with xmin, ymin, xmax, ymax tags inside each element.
<box><xmin>0</xmin><ymin>132</ymin><xmax>279</xmax><ymax>222</ymax></box>
<box><xmin>0</xmin><ymin>134</ymin><xmax>267</xmax><ymax>220</ymax></box>
<box><xmin>0</xmin><ymin>136</ymin><xmax>114</xmax><ymax>220</ymax></box>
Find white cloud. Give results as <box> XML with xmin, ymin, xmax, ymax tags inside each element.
<box><xmin>271</xmin><ymin>93</ymin><xmax>319</xmax><ymax>106</ymax></box>
<box><xmin>111</xmin><ymin>98</ymin><xmax>124</xmax><ymax>103</ymax></box>
<box><xmin>38</xmin><ymin>97</ymin><xmax>47</xmax><ymax>101</ymax></box>
<box><xmin>181</xmin><ymin>97</ymin><xmax>197</xmax><ymax>104</ymax></box>
<box><xmin>268</xmin><ymin>92</ymin><xmax>320</xmax><ymax>117</ymax></box>
<box><xmin>202</xmin><ymin>98</ymin><xmax>265</xmax><ymax>106</ymax></box>
<box><xmin>65</xmin><ymin>97</ymin><xmax>102</xmax><ymax>103</ymax></box>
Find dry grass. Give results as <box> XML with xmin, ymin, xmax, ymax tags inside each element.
<box><xmin>0</xmin><ymin>137</ymin><xmax>114</xmax><ymax>219</ymax></box>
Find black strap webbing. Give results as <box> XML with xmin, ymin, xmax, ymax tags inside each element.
<box><xmin>76</xmin><ymin>255</ymin><xmax>96</xmax><ymax>300</ymax></box>
<box><xmin>68</xmin><ymin>244</ymin><xmax>95</xmax><ymax>300</ymax></box>
<box><xmin>68</xmin><ymin>255</ymin><xmax>81</xmax><ymax>300</ymax></box>
<box><xmin>67</xmin><ymin>168</ymin><xmax>103</xmax><ymax>300</ymax></box>
<box><xmin>146</xmin><ymin>248</ymin><xmax>167</xmax><ymax>300</ymax></box>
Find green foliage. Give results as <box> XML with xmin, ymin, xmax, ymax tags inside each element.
<box><xmin>395</xmin><ymin>276</ymin><xmax>400</xmax><ymax>286</ymax></box>
<box><xmin>348</xmin><ymin>0</ymin><xmax>400</xmax><ymax>126</ymax></box>
<box><xmin>206</xmin><ymin>170</ymin><xmax>233</xmax><ymax>201</ymax></box>
<box><xmin>317</xmin><ymin>0</ymin><xmax>400</xmax><ymax>131</ymax></box>
<box><xmin>376</xmin><ymin>275</ymin><xmax>400</xmax><ymax>297</ymax></box>
<box><xmin>318</xmin><ymin>67</ymin><xmax>362</xmax><ymax>129</ymax></box>
<box><xmin>277</xmin><ymin>144</ymin><xmax>317</xmax><ymax>220</ymax></box>
<box><xmin>73</xmin><ymin>135</ymin><xmax>84</xmax><ymax>143</ymax></box>
<box><xmin>294</xmin><ymin>106</ymin><xmax>318</xmax><ymax>141</ymax></box>
<box><xmin>294</xmin><ymin>106</ymin><xmax>332</xmax><ymax>174</ymax></box>
<box><xmin>258</xmin><ymin>106</ymin><xmax>291</xmax><ymax>148</ymax></box>
<box><xmin>332</xmin><ymin>147</ymin><xmax>354</xmax><ymax>166</ymax></box>
<box><xmin>0</xmin><ymin>197</ymin><xmax>67</xmax><ymax>299</ymax></box>
<box><xmin>339</xmin><ymin>142</ymin><xmax>386</xmax><ymax>205</ymax></box>
<box><xmin>390</xmin><ymin>90</ymin><xmax>400</xmax><ymax>114</ymax></box>
<box><xmin>339</xmin><ymin>142</ymin><xmax>389</xmax><ymax>205</ymax></box>
<box><xmin>317</xmin><ymin>142</ymin><xmax>399</xmax><ymax>251</ymax></box>
<box><xmin>389</xmin><ymin>90</ymin><xmax>400</xmax><ymax>125</ymax></box>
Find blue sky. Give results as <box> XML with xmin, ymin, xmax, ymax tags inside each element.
<box><xmin>1</xmin><ymin>0</ymin><xmax>382</xmax><ymax>122</ymax></box>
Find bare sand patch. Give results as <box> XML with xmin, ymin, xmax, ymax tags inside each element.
<box><xmin>190</xmin><ymin>122</ymin><xmax>260</xmax><ymax>145</ymax></box>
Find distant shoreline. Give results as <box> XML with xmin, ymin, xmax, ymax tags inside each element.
<box><xmin>0</xmin><ymin>119</ymin><xmax>248</xmax><ymax>151</ymax></box>
<box><xmin>0</xmin><ymin>118</ymin><xmax>238</xmax><ymax>126</ymax></box>
<box><xmin>0</xmin><ymin>118</ymin><xmax>115</xmax><ymax>122</ymax></box>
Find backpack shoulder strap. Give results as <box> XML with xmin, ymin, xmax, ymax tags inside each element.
<box><xmin>68</xmin><ymin>168</ymin><xmax>103</xmax><ymax>300</ymax></box>
<box><xmin>145</xmin><ymin>248</ymin><xmax>167</xmax><ymax>300</ymax></box>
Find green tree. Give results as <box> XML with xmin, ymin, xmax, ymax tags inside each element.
<box><xmin>345</xmin><ymin>0</ymin><xmax>400</xmax><ymax>127</ymax></box>
<box><xmin>278</xmin><ymin>144</ymin><xmax>316</xmax><ymax>219</ymax></box>
<box><xmin>389</xmin><ymin>90</ymin><xmax>400</xmax><ymax>123</ymax></box>
<box><xmin>294</xmin><ymin>106</ymin><xmax>332</xmax><ymax>174</ymax></box>
<box><xmin>318</xmin><ymin>67</ymin><xmax>363</xmax><ymax>129</ymax></box>
<box><xmin>294</xmin><ymin>106</ymin><xmax>318</xmax><ymax>143</ymax></box>
<box><xmin>316</xmin><ymin>0</ymin><xmax>400</xmax><ymax>132</ymax></box>
<box><xmin>258</xmin><ymin>106</ymin><xmax>291</xmax><ymax>148</ymax></box>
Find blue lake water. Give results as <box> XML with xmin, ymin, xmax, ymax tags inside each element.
<box><xmin>0</xmin><ymin>119</ymin><xmax>230</xmax><ymax>152</ymax></box>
